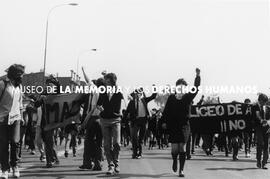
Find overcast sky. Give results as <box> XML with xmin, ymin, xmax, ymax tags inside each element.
<box><xmin>0</xmin><ymin>0</ymin><xmax>269</xmax><ymax>102</ymax></box>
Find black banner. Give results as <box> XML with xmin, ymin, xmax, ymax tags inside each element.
<box><xmin>190</xmin><ymin>103</ymin><xmax>253</xmax><ymax>134</ymax></box>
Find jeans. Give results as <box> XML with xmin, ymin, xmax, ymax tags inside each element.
<box><xmin>42</xmin><ymin>129</ymin><xmax>58</xmax><ymax>164</ymax></box>
<box><xmin>130</xmin><ymin>117</ymin><xmax>147</xmax><ymax>156</ymax></box>
<box><xmin>35</xmin><ymin>126</ymin><xmax>45</xmax><ymax>156</ymax></box>
<box><xmin>256</xmin><ymin>126</ymin><xmax>269</xmax><ymax>165</ymax></box>
<box><xmin>0</xmin><ymin>120</ymin><xmax>21</xmax><ymax>171</ymax></box>
<box><xmin>83</xmin><ymin>117</ymin><xmax>103</xmax><ymax>167</ymax></box>
<box><xmin>19</xmin><ymin>124</ymin><xmax>27</xmax><ymax>158</ymax></box>
<box><xmin>101</xmin><ymin>118</ymin><xmax>121</xmax><ymax>168</ymax></box>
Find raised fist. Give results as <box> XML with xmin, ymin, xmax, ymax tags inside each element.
<box><xmin>196</xmin><ymin>68</ymin><xmax>200</xmax><ymax>76</ymax></box>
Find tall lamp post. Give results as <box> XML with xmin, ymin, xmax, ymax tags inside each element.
<box><xmin>76</xmin><ymin>48</ymin><xmax>97</xmax><ymax>79</ymax></box>
<box><xmin>43</xmin><ymin>3</ymin><xmax>78</xmax><ymax>86</ymax></box>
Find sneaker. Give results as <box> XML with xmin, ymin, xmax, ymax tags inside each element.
<box><xmin>262</xmin><ymin>163</ymin><xmax>268</xmax><ymax>170</ymax></box>
<box><xmin>0</xmin><ymin>170</ymin><xmax>8</xmax><ymax>179</ymax></box>
<box><xmin>114</xmin><ymin>165</ymin><xmax>120</xmax><ymax>174</ymax></box>
<box><xmin>179</xmin><ymin>170</ymin><xmax>185</xmax><ymax>177</ymax></box>
<box><xmin>12</xmin><ymin>167</ymin><xmax>20</xmax><ymax>178</ymax></box>
<box><xmin>257</xmin><ymin>162</ymin><xmax>262</xmax><ymax>169</ymax></box>
<box><xmin>136</xmin><ymin>154</ymin><xmax>142</xmax><ymax>159</ymax></box>
<box><xmin>79</xmin><ymin>165</ymin><xmax>92</xmax><ymax>170</ymax></box>
<box><xmin>106</xmin><ymin>166</ymin><xmax>115</xmax><ymax>175</ymax></box>
<box><xmin>172</xmin><ymin>158</ymin><xmax>177</xmax><ymax>172</ymax></box>
<box><xmin>40</xmin><ymin>155</ymin><xmax>46</xmax><ymax>162</ymax></box>
<box><xmin>30</xmin><ymin>150</ymin><xmax>36</xmax><ymax>155</ymax></box>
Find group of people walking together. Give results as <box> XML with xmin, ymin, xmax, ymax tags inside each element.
<box><xmin>0</xmin><ymin>64</ymin><xmax>269</xmax><ymax>179</ymax></box>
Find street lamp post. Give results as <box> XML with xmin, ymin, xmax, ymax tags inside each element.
<box><xmin>43</xmin><ymin>3</ymin><xmax>78</xmax><ymax>86</ymax></box>
<box><xmin>76</xmin><ymin>48</ymin><xmax>97</xmax><ymax>79</ymax></box>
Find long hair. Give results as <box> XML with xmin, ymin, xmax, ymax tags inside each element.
<box><xmin>7</xmin><ymin>64</ymin><xmax>25</xmax><ymax>80</ymax></box>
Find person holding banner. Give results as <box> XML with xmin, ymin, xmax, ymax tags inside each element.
<box><xmin>97</xmin><ymin>73</ymin><xmax>124</xmax><ymax>175</ymax></box>
<box><xmin>162</xmin><ymin>68</ymin><xmax>201</xmax><ymax>177</ymax></box>
<box><xmin>79</xmin><ymin>70</ymin><xmax>105</xmax><ymax>171</ymax></box>
<box><xmin>41</xmin><ymin>76</ymin><xmax>61</xmax><ymax>168</ymax></box>
<box><xmin>0</xmin><ymin>64</ymin><xmax>25</xmax><ymax>179</ymax></box>
<box><xmin>254</xmin><ymin>93</ymin><xmax>269</xmax><ymax>169</ymax></box>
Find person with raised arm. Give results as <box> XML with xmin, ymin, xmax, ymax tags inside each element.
<box><xmin>162</xmin><ymin>68</ymin><xmax>201</xmax><ymax>177</ymax></box>
<box><xmin>79</xmin><ymin>67</ymin><xmax>104</xmax><ymax>171</ymax></box>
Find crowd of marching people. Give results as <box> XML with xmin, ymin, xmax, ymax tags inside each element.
<box><xmin>0</xmin><ymin>64</ymin><xmax>270</xmax><ymax>178</ymax></box>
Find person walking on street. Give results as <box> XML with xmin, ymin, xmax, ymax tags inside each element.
<box><xmin>97</xmin><ymin>73</ymin><xmax>123</xmax><ymax>175</ymax></box>
<box><xmin>162</xmin><ymin>68</ymin><xmax>201</xmax><ymax>177</ymax></box>
<box><xmin>0</xmin><ymin>64</ymin><xmax>25</xmax><ymax>179</ymax></box>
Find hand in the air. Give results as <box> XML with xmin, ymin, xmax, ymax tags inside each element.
<box><xmin>196</xmin><ymin>68</ymin><xmax>200</xmax><ymax>76</ymax></box>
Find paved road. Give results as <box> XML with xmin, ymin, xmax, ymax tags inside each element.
<box><xmin>16</xmin><ymin>145</ymin><xmax>270</xmax><ymax>179</ymax></box>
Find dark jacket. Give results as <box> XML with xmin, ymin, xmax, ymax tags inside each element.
<box><xmin>126</xmin><ymin>93</ymin><xmax>157</xmax><ymax>120</ymax></box>
<box><xmin>162</xmin><ymin>75</ymin><xmax>200</xmax><ymax>143</ymax></box>
<box><xmin>97</xmin><ymin>92</ymin><xmax>123</xmax><ymax>119</ymax></box>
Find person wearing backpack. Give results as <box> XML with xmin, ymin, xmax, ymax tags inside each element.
<box><xmin>0</xmin><ymin>64</ymin><xmax>25</xmax><ymax>179</ymax></box>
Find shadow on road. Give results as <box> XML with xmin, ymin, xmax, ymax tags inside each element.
<box><xmin>189</xmin><ymin>157</ymin><xmax>255</xmax><ymax>163</ymax></box>
<box><xmin>205</xmin><ymin>167</ymin><xmax>259</xmax><ymax>171</ymax></box>
<box><xmin>97</xmin><ymin>173</ymin><xmax>175</xmax><ymax>178</ymax></box>
<box><xmin>21</xmin><ymin>169</ymin><xmax>107</xmax><ymax>178</ymax></box>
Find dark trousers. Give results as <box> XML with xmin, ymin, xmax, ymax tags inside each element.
<box><xmin>25</xmin><ymin>126</ymin><xmax>36</xmax><ymax>151</ymax></box>
<box><xmin>83</xmin><ymin>117</ymin><xmax>103</xmax><ymax>167</ymax></box>
<box><xmin>187</xmin><ymin>132</ymin><xmax>197</xmax><ymax>155</ymax></box>
<box><xmin>43</xmin><ymin>129</ymin><xmax>58</xmax><ymax>164</ymax></box>
<box><xmin>202</xmin><ymin>134</ymin><xmax>214</xmax><ymax>153</ymax></box>
<box><xmin>19</xmin><ymin>125</ymin><xmax>27</xmax><ymax>158</ymax></box>
<box><xmin>243</xmin><ymin>131</ymin><xmax>252</xmax><ymax>154</ymax></box>
<box><xmin>231</xmin><ymin>136</ymin><xmax>239</xmax><ymax>158</ymax></box>
<box><xmin>186</xmin><ymin>134</ymin><xmax>191</xmax><ymax>157</ymax></box>
<box><xmin>131</xmin><ymin>117</ymin><xmax>147</xmax><ymax>156</ymax></box>
<box><xmin>0</xmin><ymin>120</ymin><xmax>20</xmax><ymax>171</ymax></box>
<box><xmin>256</xmin><ymin>127</ymin><xmax>269</xmax><ymax>165</ymax></box>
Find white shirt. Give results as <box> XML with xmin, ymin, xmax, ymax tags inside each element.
<box><xmin>88</xmin><ymin>92</ymin><xmax>100</xmax><ymax>116</ymax></box>
<box><xmin>8</xmin><ymin>85</ymin><xmax>23</xmax><ymax>125</ymax></box>
<box><xmin>36</xmin><ymin>107</ymin><xmax>42</xmax><ymax>127</ymax></box>
<box><xmin>137</xmin><ymin>98</ymin><xmax>146</xmax><ymax>118</ymax></box>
